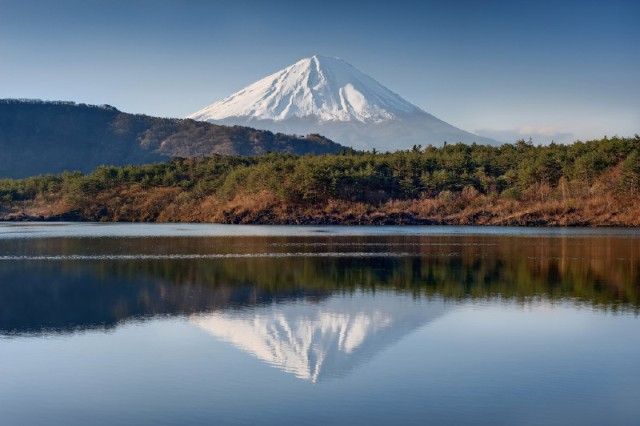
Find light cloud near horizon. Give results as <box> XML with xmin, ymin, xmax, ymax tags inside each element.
<box><xmin>475</xmin><ymin>127</ymin><xmax>576</xmax><ymax>145</ymax></box>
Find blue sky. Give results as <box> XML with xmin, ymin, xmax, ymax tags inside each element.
<box><xmin>1</xmin><ymin>0</ymin><xmax>638</xmax><ymax>142</ymax></box>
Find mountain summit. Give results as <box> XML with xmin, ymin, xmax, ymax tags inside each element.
<box><xmin>189</xmin><ymin>55</ymin><xmax>497</xmax><ymax>150</ymax></box>
<box><xmin>189</xmin><ymin>55</ymin><xmax>420</xmax><ymax>123</ymax></box>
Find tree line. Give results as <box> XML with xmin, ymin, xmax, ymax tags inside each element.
<box><xmin>2</xmin><ymin>136</ymin><xmax>638</xmax><ymax>206</ymax></box>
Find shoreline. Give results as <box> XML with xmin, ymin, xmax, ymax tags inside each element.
<box><xmin>2</xmin><ymin>213</ymin><xmax>638</xmax><ymax>227</ymax></box>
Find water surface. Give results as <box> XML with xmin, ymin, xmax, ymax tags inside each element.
<box><xmin>1</xmin><ymin>223</ymin><xmax>639</xmax><ymax>425</ymax></box>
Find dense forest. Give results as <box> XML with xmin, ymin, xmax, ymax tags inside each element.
<box><xmin>0</xmin><ymin>99</ymin><xmax>343</xmax><ymax>177</ymax></box>
<box><xmin>1</xmin><ymin>136</ymin><xmax>639</xmax><ymax>225</ymax></box>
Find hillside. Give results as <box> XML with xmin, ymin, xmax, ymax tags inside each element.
<box><xmin>1</xmin><ymin>136</ymin><xmax>639</xmax><ymax>225</ymax></box>
<box><xmin>0</xmin><ymin>99</ymin><xmax>343</xmax><ymax>178</ymax></box>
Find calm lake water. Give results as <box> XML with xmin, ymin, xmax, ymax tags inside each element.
<box><xmin>1</xmin><ymin>223</ymin><xmax>639</xmax><ymax>425</ymax></box>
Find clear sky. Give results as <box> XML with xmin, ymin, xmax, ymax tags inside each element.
<box><xmin>1</xmin><ymin>0</ymin><xmax>638</xmax><ymax>143</ymax></box>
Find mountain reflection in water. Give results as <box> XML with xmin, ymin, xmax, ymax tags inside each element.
<box><xmin>191</xmin><ymin>294</ymin><xmax>446</xmax><ymax>382</ymax></box>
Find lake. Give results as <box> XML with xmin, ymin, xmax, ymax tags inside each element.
<box><xmin>1</xmin><ymin>223</ymin><xmax>639</xmax><ymax>425</ymax></box>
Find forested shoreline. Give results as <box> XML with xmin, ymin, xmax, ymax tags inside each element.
<box><xmin>1</xmin><ymin>136</ymin><xmax>639</xmax><ymax>225</ymax></box>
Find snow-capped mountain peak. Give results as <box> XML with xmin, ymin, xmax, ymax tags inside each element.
<box><xmin>189</xmin><ymin>55</ymin><xmax>420</xmax><ymax>124</ymax></box>
<box><xmin>189</xmin><ymin>55</ymin><xmax>499</xmax><ymax>150</ymax></box>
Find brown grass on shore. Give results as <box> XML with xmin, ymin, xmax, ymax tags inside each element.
<box><xmin>3</xmin><ymin>182</ymin><xmax>639</xmax><ymax>226</ymax></box>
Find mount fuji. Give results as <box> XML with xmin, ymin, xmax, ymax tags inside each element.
<box><xmin>188</xmin><ymin>55</ymin><xmax>498</xmax><ymax>150</ymax></box>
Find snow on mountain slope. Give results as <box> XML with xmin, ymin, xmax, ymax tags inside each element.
<box><xmin>189</xmin><ymin>55</ymin><xmax>419</xmax><ymax>123</ymax></box>
<box><xmin>188</xmin><ymin>55</ymin><xmax>498</xmax><ymax>150</ymax></box>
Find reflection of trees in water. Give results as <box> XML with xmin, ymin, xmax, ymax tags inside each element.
<box><xmin>0</xmin><ymin>262</ymin><xmax>325</xmax><ymax>335</ymax></box>
<box><xmin>111</xmin><ymin>235</ymin><xmax>639</xmax><ymax>308</ymax></box>
<box><xmin>0</xmin><ymin>235</ymin><xmax>638</xmax><ymax>335</ymax></box>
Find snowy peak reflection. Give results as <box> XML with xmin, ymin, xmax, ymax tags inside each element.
<box><xmin>191</xmin><ymin>293</ymin><xmax>447</xmax><ymax>382</ymax></box>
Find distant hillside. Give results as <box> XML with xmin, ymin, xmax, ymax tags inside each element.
<box><xmin>0</xmin><ymin>99</ymin><xmax>344</xmax><ymax>177</ymax></box>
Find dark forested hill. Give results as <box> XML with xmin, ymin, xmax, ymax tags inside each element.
<box><xmin>0</xmin><ymin>99</ymin><xmax>344</xmax><ymax>177</ymax></box>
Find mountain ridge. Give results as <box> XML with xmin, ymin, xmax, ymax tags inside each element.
<box><xmin>0</xmin><ymin>99</ymin><xmax>343</xmax><ymax>178</ymax></box>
